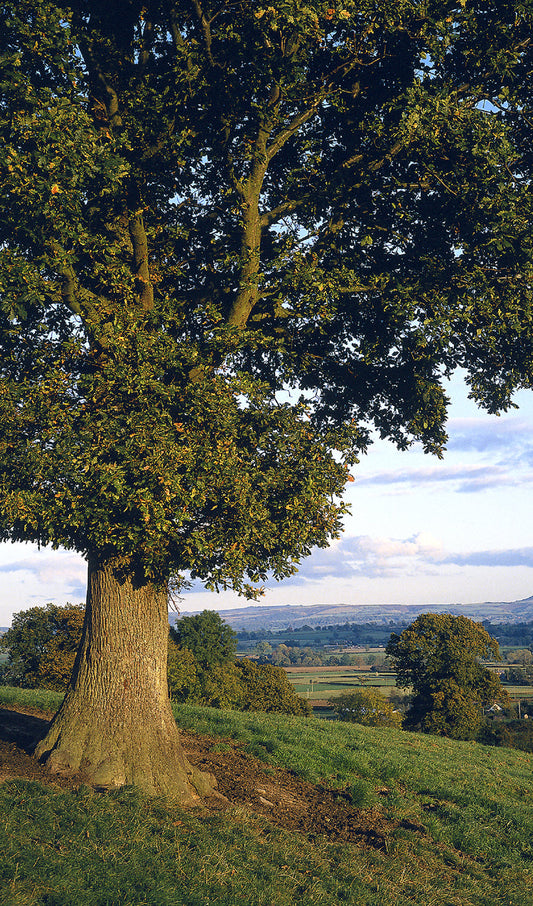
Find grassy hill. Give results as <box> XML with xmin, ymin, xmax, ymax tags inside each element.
<box><xmin>0</xmin><ymin>686</ymin><xmax>531</xmax><ymax>905</ymax></box>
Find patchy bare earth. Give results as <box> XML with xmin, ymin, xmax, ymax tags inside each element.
<box><xmin>0</xmin><ymin>706</ymin><xmax>390</xmax><ymax>848</ymax></box>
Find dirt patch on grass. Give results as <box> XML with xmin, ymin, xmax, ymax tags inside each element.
<box><xmin>0</xmin><ymin>706</ymin><xmax>389</xmax><ymax>848</ymax></box>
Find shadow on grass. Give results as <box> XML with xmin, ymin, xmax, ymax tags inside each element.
<box><xmin>0</xmin><ymin>708</ymin><xmax>50</xmax><ymax>754</ymax></box>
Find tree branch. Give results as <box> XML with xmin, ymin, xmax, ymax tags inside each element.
<box><xmin>128</xmin><ymin>203</ymin><xmax>154</xmax><ymax>311</ymax></box>
<box><xmin>190</xmin><ymin>0</ymin><xmax>215</xmax><ymax>66</ymax></box>
<box><xmin>47</xmin><ymin>244</ymin><xmax>100</xmax><ymax>320</ymax></box>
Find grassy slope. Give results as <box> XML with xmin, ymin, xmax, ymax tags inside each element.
<box><xmin>0</xmin><ymin>687</ymin><xmax>531</xmax><ymax>906</ymax></box>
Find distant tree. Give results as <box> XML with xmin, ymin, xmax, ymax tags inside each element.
<box><xmin>333</xmin><ymin>688</ymin><xmax>402</xmax><ymax>728</ymax></box>
<box><xmin>510</xmin><ymin>650</ymin><xmax>533</xmax><ymax>667</ymax></box>
<box><xmin>503</xmin><ymin>665</ymin><xmax>533</xmax><ymax>686</ymax></box>
<box><xmin>1</xmin><ymin>604</ymin><xmax>85</xmax><ymax>691</ymax></box>
<box><xmin>170</xmin><ymin>611</ymin><xmax>237</xmax><ymax>669</ymax></box>
<box><xmin>254</xmin><ymin>640</ymin><xmax>273</xmax><ymax>663</ymax></box>
<box><xmin>386</xmin><ymin>614</ymin><xmax>508</xmax><ymax>739</ymax></box>
<box><xmin>271</xmin><ymin>644</ymin><xmax>291</xmax><ymax>667</ymax></box>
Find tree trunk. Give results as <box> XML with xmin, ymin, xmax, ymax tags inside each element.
<box><xmin>34</xmin><ymin>558</ymin><xmax>216</xmax><ymax>802</ymax></box>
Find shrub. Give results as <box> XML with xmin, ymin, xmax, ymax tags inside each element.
<box><xmin>333</xmin><ymin>689</ymin><xmax>402</xmax><ymax>727</ymax></box>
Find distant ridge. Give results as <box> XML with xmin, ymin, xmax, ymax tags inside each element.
<box><xmin>175</xmin><ymin>595</ymin><xmax>533</xmax><ymax>631</ymax></box>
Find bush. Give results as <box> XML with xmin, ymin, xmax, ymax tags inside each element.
<box><xmin>478</xmin><ymin>718</ymin><xmax>533</xmax><ymax>753</ymax></box>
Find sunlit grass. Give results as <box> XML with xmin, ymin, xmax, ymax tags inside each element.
<box><xmin>0</xmin><ymin>687</ymin><xmax>531</xmax><ymax>905</ymax></box>
<box><xmin>0</xmin><ymin>686</ymin><xmax>63</xmax><ymax>712</ymax></box>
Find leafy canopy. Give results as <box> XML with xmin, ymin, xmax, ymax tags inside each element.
<box><xmin>170</xmin><ymin>609</ymin><xmax>237</xmax><ymax>668</ymax></box>
<box><xmin>386</xmin><ymin>614</ymin><xmax>507</xmax><ymax>739</ymax></box>
<box><xmin>333</xmin><ymin>688</ymin><xmax>402</xmax><ymax>727</ymax></box>
<box><xmin>1</xmin><ymin>1</ymin><xmax>532</xmax><ymax>593</ymax></box>
<box><xmin>0</xmin><ymin>603</ymin><xmax>85</xmax><ymax>691</ymax></box>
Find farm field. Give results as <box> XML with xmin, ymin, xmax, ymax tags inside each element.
<box><xmin>285</xmin><ymin>667</ymin><xmax>397</xmax><ymax>703</ymax></box>
<box><xmin>0</xmin><ymin>686</ymin><xmax>532</xmax><ymax>905</ymax></box>
<box><xmin>284</xmin><ymin>665</ymin><xmax>533</xmax><ymax>709</ymax></box>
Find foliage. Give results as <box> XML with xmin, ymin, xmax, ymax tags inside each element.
<box><xmin>386</xmin><ymin>614</ymin><xmax>508</xmax><ymax>739</ymax></box>
<box><xmin>199</xmin><ymin>661</ymin><xmax>246</xmax><ymax>709</ymax></box>
<box><xmin>0</xmin><ymin>603</ymin><xmax>84</xmax><ymax>691</ymax></box>
<box><xmin>235</xmin><ymin>659</ymin><xmax>311</xmax><ymax>715</ymax></box>
<box><xmin>333</xmin><ymin>688</ymin><xmax>402</xmax><ymax>727</ymax></box>
<box><xmin>479</xmin><ymin>718</ymin><xmax>533</xmax><ymax>754</ymax></box>
<box><xmin>170</xmin><ymin>610</ymin><xmax>237</xmax><ymax>668</ymax></box>
<box><xmin>1</xmin><ymin>0</ymin><xmax>533</xmax><ymax>598</ymax></box>
<box><xmin>166</xmin><ymin>640</ymin><xmax>201</xmax><ymax>702</ymax></box>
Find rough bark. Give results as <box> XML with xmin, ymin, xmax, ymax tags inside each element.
<box><xmin>34</xmin><ymin>558</ymin><xmax>216</xmax><ymax>802</ymax></box>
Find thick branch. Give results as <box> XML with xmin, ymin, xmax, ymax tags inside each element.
<box><xmin>227</xmin><ymin>194</ymin><xmax>262</xmax><ymax>329</ymax></box>
<box><xmin>265</xmin><ymin>102</ymin><xmax>321</xmax><ymax>162</ymax></box>
<box><xmin>261</xmin><ymin>136</ymin><xmax>411</xmax><ymax>229</ymax></box>
<box><xmin>190</xmin><ymin>0</ymin><xmax>215</xmax><ymax>66</ymax></box>
<box><xmin>48</xmin><ymin>242</ymin><xmax>99</xmax><ymax>320</ymax></box>
<box><xmin>128</xmin><ymin>208</ymin><xmax>154</xmax><ymax>311</ymax></box>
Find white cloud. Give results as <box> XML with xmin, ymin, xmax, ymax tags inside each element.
<box><xmin>0</xmin><ymin>546</ymin><xmax>86</xmax><ymax>625</ymax></box>
<box><xmin>355</xmin><ymin>462</ymin><xmax>525</xmax><ymax>494</ymax></box>
<box><xmin>275</xmin><ymin>533</ymin><xmax>533</xmax><ymax>586</ymax></box>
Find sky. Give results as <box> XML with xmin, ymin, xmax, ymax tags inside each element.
<box><xmin>1</xmin><ymin>371</ymin><xmax>533</xmax><ymax>626</ymax></box>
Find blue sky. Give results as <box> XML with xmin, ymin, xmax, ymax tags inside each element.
<box><xmin>1</xmin><ymin>371</ymin><xmax>532</xmax><ymax>625</ymax></box>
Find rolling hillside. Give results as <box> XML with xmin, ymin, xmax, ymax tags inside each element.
<box><xmin>176</xmin><ymin>595</ymin><xmax>533</xmax><ymax>632</ymax></box>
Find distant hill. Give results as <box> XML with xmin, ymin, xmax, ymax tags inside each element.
<box><xmin>175</xmin><ymin>595</ymin><xmax>533</xmax><ymax>631</ymax></box>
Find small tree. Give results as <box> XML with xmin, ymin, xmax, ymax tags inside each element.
<box><xmin>170</xmin><ymin>610</ymin><xmax>237</xmax><ymax>669</ymax></box>
<box><xmin>386</xmin><ymin>614</ymin><xmax>508</xmax><ymax>739</ymax></box>
<box><xmin>333</xmin><ymin>688</ymin><xmax>402</xmax><ymax>727</ymax></box>
<box><xmin>254</xmin><ymin>641</ymin><xmax>273</xmax><ymax>663</ymax></box>
<box><xmin>1</xmin><ymin>604</ymin><xmax>85</xmax><ymax>691</ymax></box>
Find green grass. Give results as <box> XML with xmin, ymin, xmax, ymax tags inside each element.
<box><xmin>1</xmin><ymin>687</ymin><xmax>532</xmax><ymax>905</ymax></box>
<box><xmin>0</xmin><ymin>686</ymin><xmax>63</xmax><ymax>712</ymax></box>
<box><xmin>285</xmin><ymin>666</ymin><xmax>533</xmax><ymax>703</ymax></box>
<box><xmin>287</xmin><ymin>668</ymin><xmax>398</xmax><ymax>702</ymax></box>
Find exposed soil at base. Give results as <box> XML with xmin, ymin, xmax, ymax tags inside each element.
<box><xmin>0</xmin><ymin>705</ymin><xmax>391</xmax><ymax>848</ymax></box>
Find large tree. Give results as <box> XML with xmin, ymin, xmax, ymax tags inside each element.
<box><xmin>386</xmin><ymin>614</ymin><xmax>507</xmax><ymax>739</ymax></box>
<box><xmin>0</xmin><ymin>1</ymin><xmax>532</xmax><ymax>797</ymax></box>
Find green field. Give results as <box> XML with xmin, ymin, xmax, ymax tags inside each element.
<box><xmin>1</xmin><ymin>686</ymin><xmax>532</xmax><ymax>905</ymax></box>
<box><xmin>285</xmin><ymin>666</ymin><xmax>533</xmax><ymax>709</ymax></box>
<box><xmin>287</xmin><ymin>668</ymin><xmax>397</xmax><ymax>701</ymax></box>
